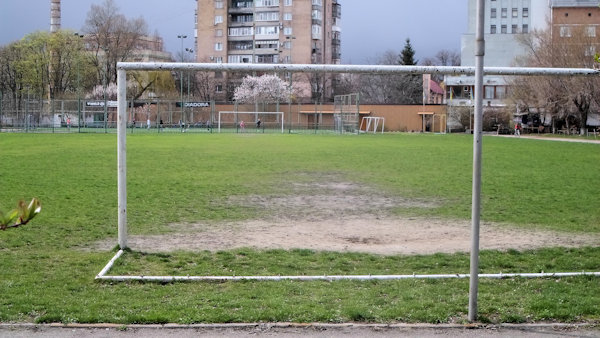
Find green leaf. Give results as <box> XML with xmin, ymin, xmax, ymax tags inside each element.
<box><xmin>17</xmin><ymin>198</ymin><xmax>41</xmax><ymax>225</ymax></box>
<box><xmin>0</xmin><ymin>209</ymin><xmax>19</xmax><ymax>229</ymax></box>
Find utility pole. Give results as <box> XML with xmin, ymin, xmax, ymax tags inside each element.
<box><xmin>178</xmin><ymin>35</ymin><xmax>187</xmax><ymax>127</ymax></box>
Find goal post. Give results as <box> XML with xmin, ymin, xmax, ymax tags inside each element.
<box><xmin>360</xmin><ymin>116</ymin><xmax>385</xmax><ymax>134</ymax></box>
<box><xmin>218</xmin><ymin>111</ymin><xmax>284</xmax><ymax>133</ymax></box>
<box><xmin>112</xmin><ymin>61</ymin><xmax>600</xmax><ymax>304</ymax></box>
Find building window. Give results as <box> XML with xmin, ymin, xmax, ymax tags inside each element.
<box><xmin>512</xmin><ymin>24</ymin><xmax>518</xmax><ymax>34</ymax></box>
<box><xmin>284</xmin><ymin>27</ymin><xmax>293</xmax><ymax>36</ymax></box>
<box><xmin>214</xmin><ymin>15</ymin><xmax>223</xmax><ymax>24</ymax></box>
<box><xmin>254</xmin><ymin>40</ymin><xmax>279</xmax><ymax>49</ymax></box>
<box><xmin>214</xmin><ymin>71</ymin><xmax>223</xmax><ymax>79</ymax></box>
<box><xmin>512</xmin><ymin>8</ymin><xmax>518</xmax><ymax>18</ymax></box>
<box><xmin>284</xmin><ymin>0</ymin><xmax>292</xmax><ymax>5</ymax></box>
<box><xmin>214</xmin><ymin>42</ymin><xmax>223</xmax><ymax>51</ymax></box>
<box><xmin>312</xmin><ymin>9</ymin><xmax>322</xmax><ymax>20</ymax></box>
<box><xmin>255</xmin><ymin>26</ymin><xmax>279</xmax><ymax>35</ymax></box>
<box><xmin>215</xmin><ymin>29</ymin><xmax>223</xmax><ymax>37</ymax></box>
<box><xmin>501</xmin><ymin>8</ymin><xmax>507</xmax><ymax>18</ymax></box>
<box><xmin>496</xmin><ymin>86</ymin><xmax>506</xmax><ymax>99</ymax></box>
<box><xmin>230</xmin><ymin>40</ymin><xmax>253</xmax><ymax>50</ymax></box>
<box><xmin>491</xmin><ymin>25</ymin><xmax>497</xmax><ymax>34</ymax></box>
<box><xmin>283</xmin><ymin>13</ymin><xmax>292</xmax><ymax>20</ymax></box>
<box><xmin>501</xmin><ymin>25</ymin><xmax>507</xmax><ymax>34</ymax></box>
<box><xmin>585</xmin><ymin>45</ymin><xmax>597</xmax><ymax>56</ymax></box>
<box><xmin>523</xmin><ymin>8</ymin><xmax>529</xmax><ymax>17</ymax></box>
<box><xmin>215</xmin><ymin>84</ymin><xmax>223</xmax><ymax>93</ymax></box>
<box><xmin>312</xmin><ymin>25</ymin><xmax>322</xmax><ymax>39</ymax></box>
<box><xmin>228</xmin><ymin>55</ymin><xmax>252</xmax><ymax>63</ymax></box>
<box><xmin>485</xmin><ymin>86</ymin><xmax>495</xmax><ymax>99</ymax></box>
<box><xmin>312</xmin><ymin>0</ymin><xmax>322</xmax><ymax>5</ymax></box>
<box><xmin>255</xmin><ymin>12</ymin><xmax>279</xmax><ymax>21</ymax></box>
<box><xmin>283</xmin><ymin>40</ymin><xmax>292</xmax><ymax>49</ymax></box>
<box><xmin>491</xmin><ymin>8</ymin><xmax>497</xmax><ymax>18</ymax></box>
<box><xmin>228</xmin><ymin>27</ymin><xmax>253</xmax><ymax>36</ymax></box>
<box><xmin>559</xmin><ymin>26</ymin><xmax>572</xmax><ymax>37</ymax></box>
<box><xmin>215</xmin><ymin>1</ymin><xmax>224</xmax><ymax>9</ymax></box>
<box><xmin>256</xmin><ymin>0</ymin><xmax>279</xmax><ymax>7</ymax></box>
<box><xmin>214</xmin><ymin>56</ymin><xmax>223</xmax><ymax>63</ymax></box>
<box><xmin>586</xmin><ymin>26</ymin><xmax>596</xmax><ymax>37</ymax></box>
<box><xmin>522</xmin><ymin>24</ymin><xmax>529</xmax><ymax>33</ymax></box>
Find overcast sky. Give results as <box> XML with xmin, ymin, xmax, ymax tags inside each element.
<box><xmin>0</xmin><ymin>0</ymin><xmax>468</xmax><ymax>64</ymax></box>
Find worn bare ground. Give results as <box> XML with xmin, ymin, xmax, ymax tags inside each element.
<box><xmin>93</xmin><ymin>176</ymin><xmax>598</xmax><ymax>255</ymax></box>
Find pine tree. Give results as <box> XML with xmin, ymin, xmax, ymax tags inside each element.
<box><xmin>396</xmin><ymin>38</ymin><xmax>422</xmax><ymax>104</ymax></box>
<box><xmin>399</xmin><ymin>38</ymin><xmax>417</xmax><ymax>66</ymax></box>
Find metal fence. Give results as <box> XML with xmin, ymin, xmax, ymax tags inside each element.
<box><xmin>0</xmin><ymin>96</ymin><xmax>346</xmax><ymax>135</ymax></box>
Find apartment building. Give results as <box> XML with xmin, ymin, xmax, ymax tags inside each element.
<box><xmin>195</xmin><ymin>0</ymin><xmax>342</xmax><ymax>101</ymax></box>
<box><xmin>551</xmin><ymin>0</ymin><xmax>600</xmax><ymax>61</ymax></box>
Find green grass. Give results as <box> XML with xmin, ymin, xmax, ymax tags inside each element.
<box><xmin>0</xmin><ymin>133</ymin><xmax>599</xmax><ymax>324</ymax></box>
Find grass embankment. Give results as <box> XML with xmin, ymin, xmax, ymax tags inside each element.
<box><xmin>0</xmin><ymin>133</ymin><xmax>599</xmax><ymax>324</ymax></box>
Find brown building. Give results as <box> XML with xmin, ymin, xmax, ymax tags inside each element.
<box><xmin>195</xmin><ymin>0</ymin><xmax>341</xmax><ymax>101</ymax></box>
<box><xmin>551</xmin><ymin>0</ymin><xmax>600</xmax><ymax>60</ymax></box>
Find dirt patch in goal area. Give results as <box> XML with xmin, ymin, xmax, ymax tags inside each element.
<box><xmin>94</xmin><ymin>177</ymin><xmax>599</xmax><ymax>255</ymax></box>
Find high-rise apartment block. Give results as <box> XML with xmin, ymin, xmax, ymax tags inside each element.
<box><xmin>195</xmin><ymin>0</ymin><xmax>341</xmax><ymax>100</ymax></box>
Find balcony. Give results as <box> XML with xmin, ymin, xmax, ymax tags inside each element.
<box><xmin>229</xmin><ymin>14</ymin><xmax>254</xmax><ymax>27</ymax></box>
<box><xmin>229</xmin><ymin>0</ymin><xmax>253</xmax><ymax>13</ymax></box>
<box><xmin>332</xmin><ymin>4</ymin><xmax>341</xmax><ymax>18</ymax></box>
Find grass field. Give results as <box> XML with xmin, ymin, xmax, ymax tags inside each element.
<box><xmin>0</xmin><ymin>132</ymin><xmax>599</xmax><ymax>324</ymax></box>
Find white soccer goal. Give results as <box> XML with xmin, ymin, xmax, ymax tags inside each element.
<box><xmin>218</xmin><ymin>111</ymin><xmax>284</xmax><ymax>133</ymax></box>
<box><xmin>102</xmin><ymin>61</ymin><xmax>600</xmax><ymax>302</ymax></box>
<box><xmin>360</xmin><ymin>117</ymin><xmax>385</xmax><ymax>134</ymax></box>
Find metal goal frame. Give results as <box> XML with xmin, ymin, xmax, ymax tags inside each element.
<box><xmin>98</xmin><ymin>61</ymin><xmax>599</xmax><ymax>322</ymax></box>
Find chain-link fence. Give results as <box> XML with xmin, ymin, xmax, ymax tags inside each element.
<box><xmin>0</xmin><ymin>96</ymin><xmax>343</xmax><ymax>134</ymax></box>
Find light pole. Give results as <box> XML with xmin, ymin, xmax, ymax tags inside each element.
<box><xmin>185</xmin><ymin>48</ymin><xmax>194</xmax><ymax>124</ymax></box>
<box><xmin>177</xmin><ymin>35</ymin><xmax>187</xmax><ymax>127</ymax></box>
<box><xmin>102</xmin><ymin>47</ymin><xmax>108</xmax><ymax>133</ymax></box>
<box><xmin>286</xmin><ymin>36</ymin><xmax>295</xmax><ymax>132</ymax></box>
<box><xmin>75</xmin><ymin>33</ymin><xmax>84</xmax><ymax>133</ymax></box>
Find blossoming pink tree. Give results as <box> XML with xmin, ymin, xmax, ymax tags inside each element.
<box><xmin>233</xmin><ymin>74</ymin><xmax>295</xmax><ymax>104</ymax></box>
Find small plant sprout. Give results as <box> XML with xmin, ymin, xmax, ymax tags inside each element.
<box><xmin>0</xmin><ymin>198</ymin><xmax>42</xmax><ymax>230</ymax></box>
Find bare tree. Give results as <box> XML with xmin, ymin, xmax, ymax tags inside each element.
<box><xmin>357</xmin><ymin>50</ymin><xmax>422</xmax><ymax>104</ymax></box>
<box><xmin>83</xmin><ymin>0</ymin><xmax>148</xmax><ymax>85</ymax></box>
<box><xmin>422</xmin><ymin>49</ymin><xmax>461</xmax><ymax>81</ymax></box>
<box><xmin>510</xmin><ymin>25</ymin><xmax>600</xmax><ymax>134</ymax></box>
